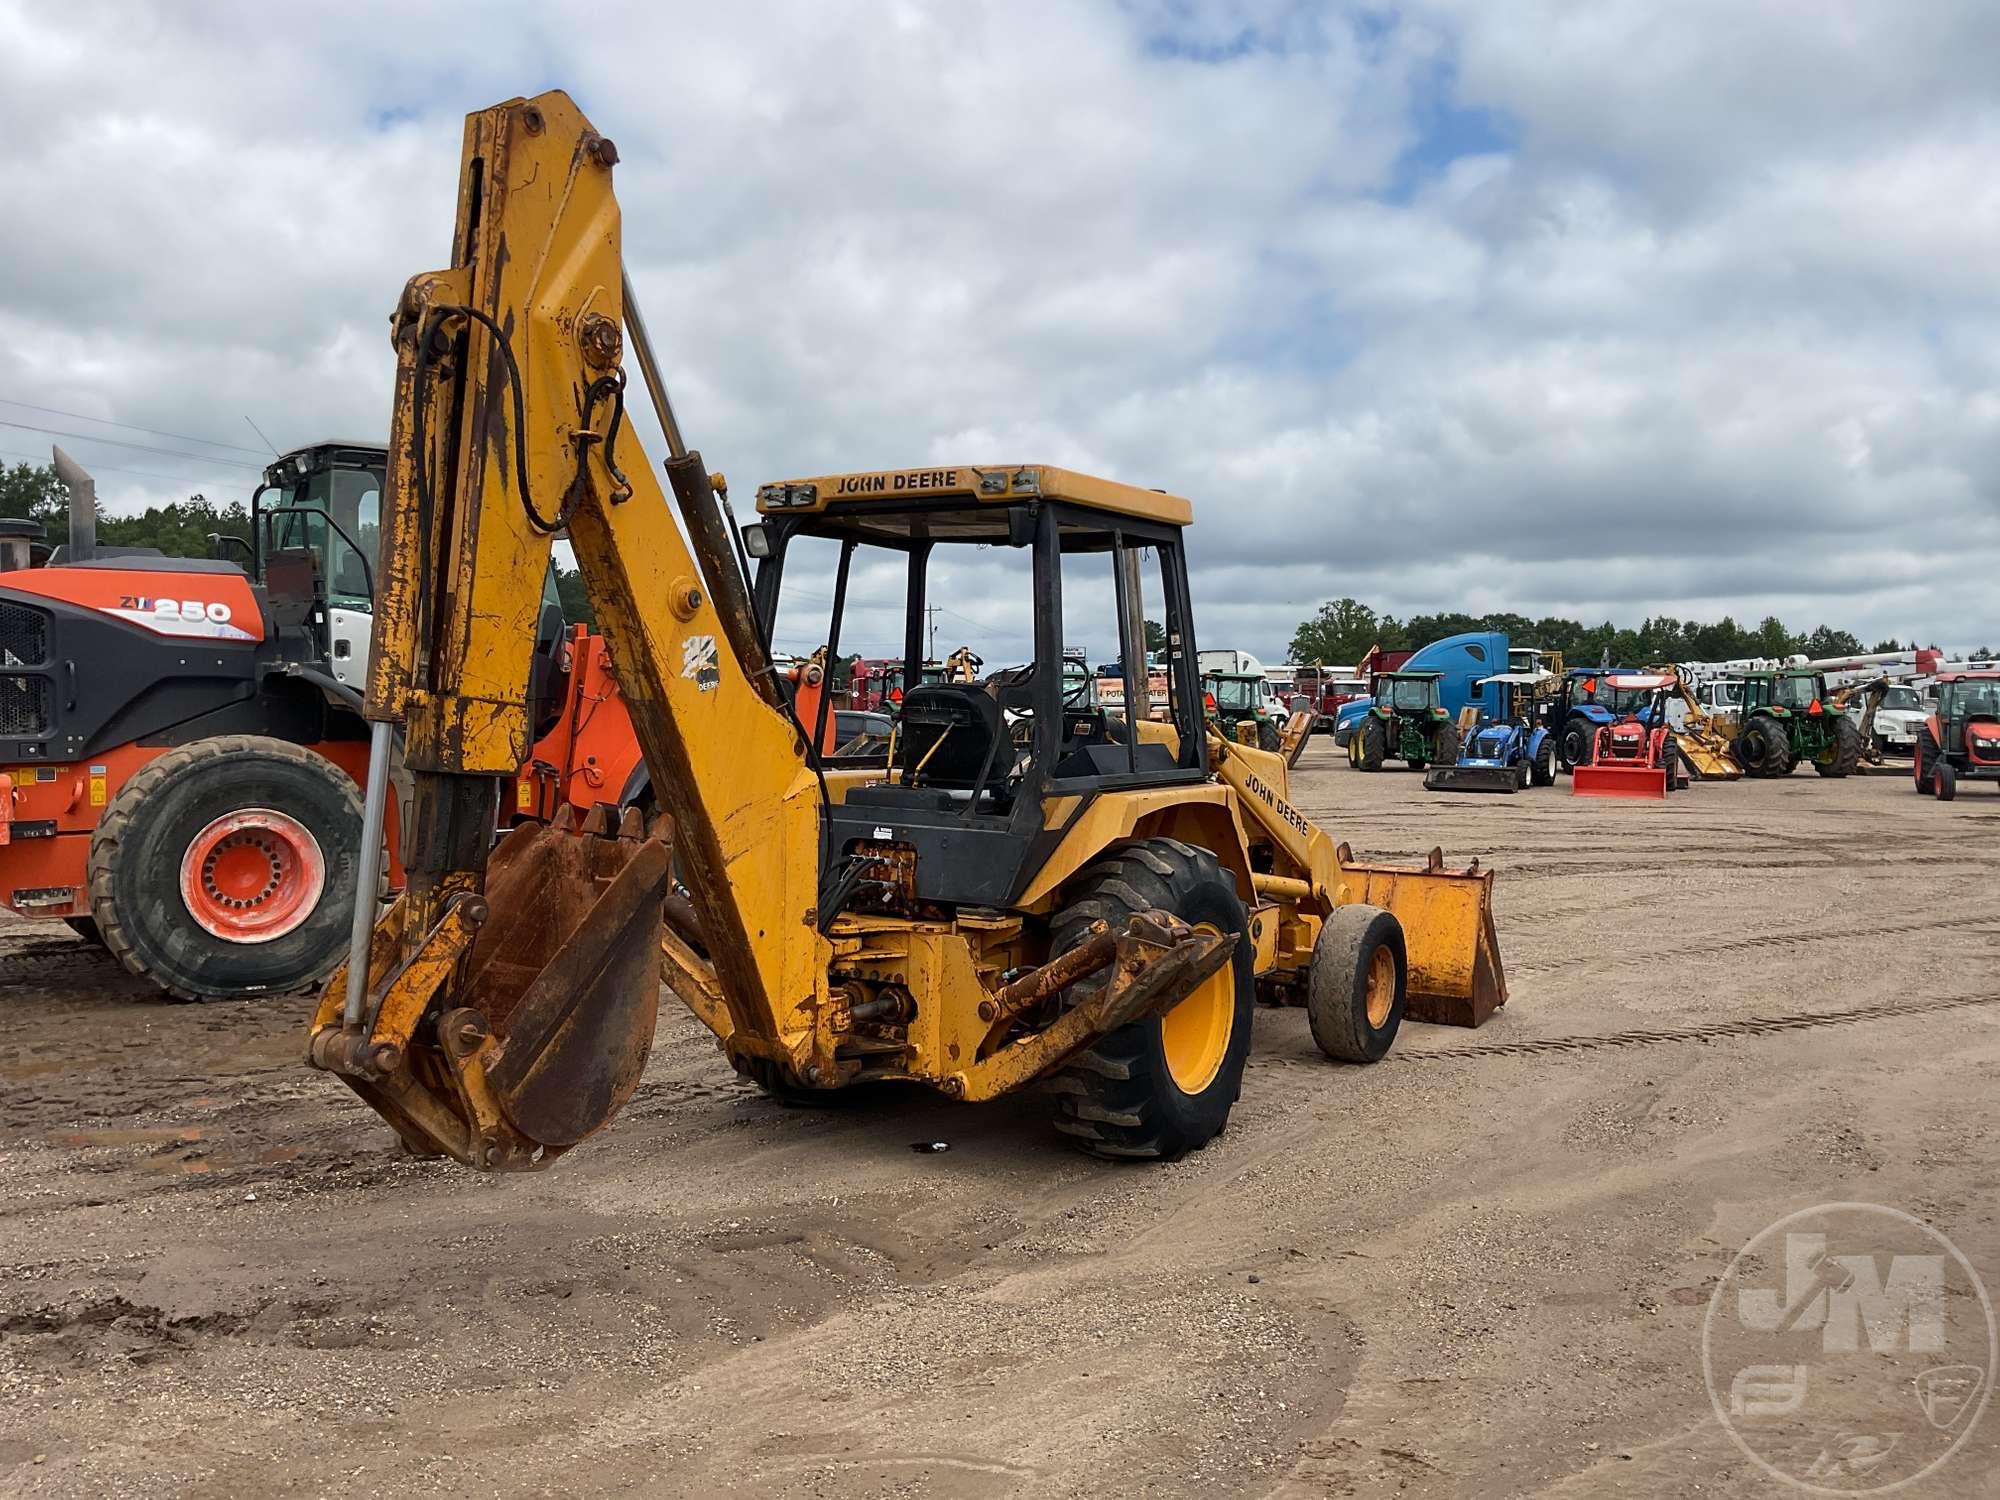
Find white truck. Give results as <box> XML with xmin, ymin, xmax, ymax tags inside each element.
<box><xmin>1869</xmin><ymin>683</ymin><xmax>1931</xmax><ymax>758</ymax></box>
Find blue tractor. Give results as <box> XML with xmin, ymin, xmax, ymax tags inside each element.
<box><xmin>1551</xmin><ymin>666</ymin><xmax>1660</xmax><ymax>771</ymax></box>
<box><xmin>1424</xmin><ymin>674</ymin><xmax>1557</xmax><ymax>793</ymax></box>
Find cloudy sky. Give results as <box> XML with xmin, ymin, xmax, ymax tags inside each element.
<box><xmin>3</xmin><ymin>0</ymin><xmax>1997</xmax><ymax>664</ymax></box>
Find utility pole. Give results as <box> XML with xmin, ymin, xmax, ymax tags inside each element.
<box><xmin>926</xmin><ymin>604</ymin><xmax>940</xmax><ymax>662</ymax></box>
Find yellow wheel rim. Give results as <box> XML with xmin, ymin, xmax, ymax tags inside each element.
<box><xmin>1161</xmin><ymin>921</ymin><xmax>1234</xmax><ymax>1094</ymax></box>
<box><xmin>1364</xmin><ymin>945</ymin><xmax>1396</xmax><ymax>1029</ymax></box>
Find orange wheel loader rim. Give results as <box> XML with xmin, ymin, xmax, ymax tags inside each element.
<box><xmin>1365</xmin><ymin>945</ymin><xmax>1396</xmax><ymax>1028</ymax></box>
<box><xmin>178</xmin><ymin>809</ymin><xmax>326</xmax><ymax>944</ymax></box>
<box><xmin>1161</xmin><ymin>921</ymin><xmax>1233</xmax><ymax>1094</ymax></box>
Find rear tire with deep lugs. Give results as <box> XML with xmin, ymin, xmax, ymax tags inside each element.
<box><xmin>1047</xmin><ymin>839</ymin><xmax>1253</xmax><ymax>1161</ymax></box>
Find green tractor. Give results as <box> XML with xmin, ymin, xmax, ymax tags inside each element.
<box><xmin>1203</xmin><ymin>669</ymin><xmax>1283</xmax><ymax>752</ymax></box>
<box><xmin>1349</xmin><ymin>671</ymin><xmax>1462</xmax><ymax>772</ymax></box>
<box><xmin>1729</xmin><ymin>668</ymin><xmax>1864</xmax><ymax>778</ymax></box>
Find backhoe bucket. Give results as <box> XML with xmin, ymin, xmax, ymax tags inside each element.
<box><xmin>1423</xmin><ymin>763</ymin><xmax>1520</xmax><ymax>794</ymax></box>
<box><xmin>309</xmin><ymin>806</ymin><xmax>671</xmax><ymax>1169</ymax></box>
<box><xmin>1336</xmin><ymin>846</ymin><xmax>1506</xmax><ymax>1028</ymax></box>
<box><xmin>1571</xmin><ymin>763</ymin><xmax>1666</xmax><ymax>800</ymax></box>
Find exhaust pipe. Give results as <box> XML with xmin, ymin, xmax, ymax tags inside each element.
<box><xmin>50</xmin><ymin>447</ymin><xmax>96</xmax><ymax>563</ymax></box>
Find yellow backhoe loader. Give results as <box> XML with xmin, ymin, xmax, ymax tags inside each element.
<box><xmin>306</xmin><ymin>90</ymin><xmax>1507</xmax><ymax>1170</ymax></box>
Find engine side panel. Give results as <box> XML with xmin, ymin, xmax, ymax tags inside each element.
<box><xmin>1</xmin><ymin>584</ymin><xmax>265</xmax><ymax>764</ymax></box>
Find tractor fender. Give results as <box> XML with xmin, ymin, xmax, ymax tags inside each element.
<box><xmin>1525</xmin><ymin>725</ymin><xmax>1550</xmax><ymax>760</ymax></box>
<box><xmin>1013</xmin><ymin>784</ymin><xmax>1255</xmax><ymax>911</ymax></box>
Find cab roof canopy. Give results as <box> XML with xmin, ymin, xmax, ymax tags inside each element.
<box><xmin>755</xmin><ymin>463</ymin><xmax>1192</xmax><ymax>544</ymax></box>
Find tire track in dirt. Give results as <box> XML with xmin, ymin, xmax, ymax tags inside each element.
<box><xmin>1392</xmin><ymin>989</ymin><xmax>2000</xmax><ymax>1061</ymax></box>
<box><xmin>1506</xmin><ymin>911</ymin><xmax>2000</xmax><ymax>976</ymax></box>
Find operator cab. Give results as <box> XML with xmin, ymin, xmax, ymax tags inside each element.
<box><xmin>1736</xmin><ymin>670</ymin><xmax>1829</xmax><ymax>714</ymax></box>
<box><xmin>1373</xmin><ymin>672</ymin><xmax>1445</xmax><ymax>714</ymax></box>
<box><xmin>746</xmin><ymin>464</ymin><xmax>1208</xmax><ymax>907</ymax></box>
<box><xmin>253</xmin><ymin>441</ymin><xmax>386</xmax><ymax>687</ymax></box>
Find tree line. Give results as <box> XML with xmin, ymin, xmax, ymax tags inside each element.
<box><xmin>2</xmin><ymin>460</ymin><xmax>253</xmax><ymax>558</ymax></box>
<box><xmin>8</xmin><ymin>462</ymin><xmax>1985</xmax><ymax>658</ymax></box>
<box><xmin>1289</xmin><ymin>596</ymin><xmax>1983</xmax><ymax>669</ymax></box>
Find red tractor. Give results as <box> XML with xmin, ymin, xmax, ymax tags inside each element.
<box><xmin>1571</xmin><ymin>674</ymin><xmax>1682</xmax><ymax>800</ymax></box>
<box><xmin>1915</xmin><ymin>671</ymin><xmax>2000</xmax><ymax>800</ymax></box>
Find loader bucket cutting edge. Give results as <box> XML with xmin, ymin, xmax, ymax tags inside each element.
<box><xmin>1338</xmin><ymin>854</ymin><xmax>1506</xmax><ymax>1028</ymax></box>
<box><xmin>1423</xmin><ymin>765</ymin><xmax>1520</xmax><ymax>794</ymax></box>
<box><xmin>1570</xmin><ymin>764</ymin><xmax>1666</xmax><ymax>800</ymax></box>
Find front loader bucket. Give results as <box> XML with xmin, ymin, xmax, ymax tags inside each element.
<box><xmin>1571</xmin><ymin>763</ymin><xmax>1666</xmax><ymax>800</ymax></box>
<box><xmin>309</xmin><ymin>806</ymin><xmax>671</xmax><ymax>1169</ymax></box>
<box><xmin>1423</xmin><ymin>763</ymin><xmax>1519</xmax><ymax>794</ymax></box>
<box><xmin>1336</xmin><ymin>845</ymin><xmax>1506</xmax><ymax>1028</ymax></box>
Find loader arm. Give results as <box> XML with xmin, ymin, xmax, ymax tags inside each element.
<box><xmin>1205</xmin><ymin>733</ymin><xmax>1505</xmax><ymax>1026</ymax></box>
<box><xmin>308</xmin><ymin>91</ymin><xmax>827</xmax><ymax>1165</ymax></box>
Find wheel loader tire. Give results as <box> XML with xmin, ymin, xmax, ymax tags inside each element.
<box><xmin>87</xmin><ymin>736</ymin><xmax>364</xmax><ymax>1001</ymax></box>
<box><xmin>1048</xmin><ymin>838</ymin><xmax>1253</xmax><ymax>1162</ymax></box>
<box><xmin>1814</xmin><ymin>718</ymin><xmax>1863</xmax><ymax>778</ymax></box>
<box><xmin>1257</xmin><ymin>719</ymin><xmax>1282</xmax><ymax>753</ymax></box>
<box><xmin>63</xmin><ymin>916</ymin><xmax>103</xmax><ymax>946</ymax></box>
<box><xmin>1530</xmin><ymin>741</ymin><xmax>1556</xmax><ymax>787</ymax></box>
<box><xmin>1936</xmin><ymin>760</ymin><xmax>1957</xmax><ymax>801</ymax></box>
<box><xmin>1307</xmin><ymin>904</ymin><xmax>1405</xmax><ymax>1064</ymax></box>
<box><xmin>1358</xmin><ymin>718</ymin><xmax>1387</xmax><ymax>771</ymax></box>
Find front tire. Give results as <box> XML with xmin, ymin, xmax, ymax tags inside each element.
<box><xmin>1307</xmin><ymin>905</ymin><xmax>1405</xmax><ymax>1063</ymax></box>
<box><xmin>87</xmin><ymin>736</ymin><xmax>364</xmax><ymax>1001</ymax></box>
<box><xmin>1937</xmin><ymin>760</ymin><xmax>1957</xmax><ymax>801</ymax></box>
<box><xmin>1257</xmin><ymin>719</ymin><xmax>1283</xmax><ymax>753</ymax></box>
<box><xmin>1048</xmin><ymin>839</ymin><xmax>1254</xmax><ymax>1161</ymax></box>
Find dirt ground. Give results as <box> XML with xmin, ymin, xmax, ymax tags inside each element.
<box><xmin>3</xmin><ymin>748</ymin><xmax>1997</xmax><ymax>1498</ymax></box>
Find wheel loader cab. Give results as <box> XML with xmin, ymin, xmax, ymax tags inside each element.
<box><xmin>254</xmin><ymin>442</ymin><xmax>385</xmax><ymax>688</ymax></box>
<box><xmin>749</xmin><ymin>467</ymin><xmax>1208</xmax><ymax>909</ymax></box>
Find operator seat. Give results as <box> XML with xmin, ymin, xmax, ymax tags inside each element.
<box><xmin>896</xmin><ymin>683</ymin><xmax>1004</xmax><ymax>788</ymax></box>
